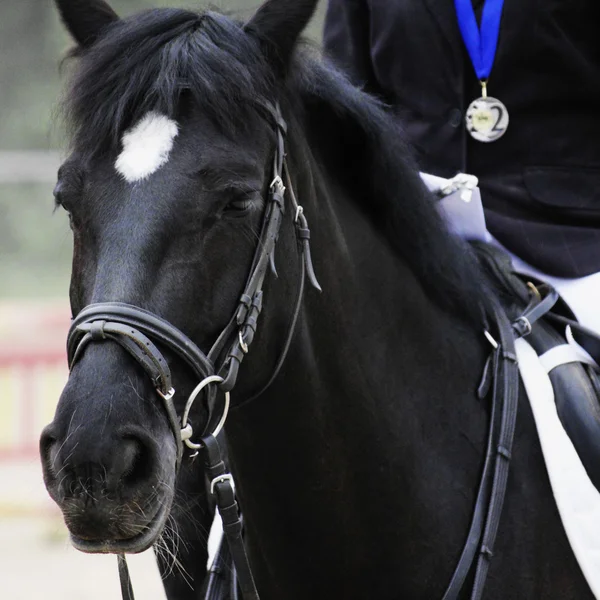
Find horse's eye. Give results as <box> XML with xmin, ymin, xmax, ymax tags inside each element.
<box><xmin>54</xmin><ymin>181</ymin><xmax>76</xmax><ymax>213</ymax></box>
<box><xmin>224</xmin><ymin>199</ymin><xmax>253</xmax><ymax>214</ymax></box>
<box><xmin>53</xmin><ymin>184</ymin><xmax>65</xmax><ymax>209</ymax></box>
<box><xmin>54</xmin><ymin>189</ymin><xmax>76</xmax><ymax>230</ymax></box>
<box><xmin>54</xmin><ymin>194</ymin><xmax>75</xmax><ymax>226</ymax></box>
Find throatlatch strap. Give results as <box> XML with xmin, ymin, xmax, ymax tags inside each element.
<box><xmin>202</xmin><ymin>435</ymin><xmax>259</xmax><ymax>600</ymax></box>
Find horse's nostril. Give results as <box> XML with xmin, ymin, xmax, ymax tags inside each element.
<box><xmin>39</xmin><ymin>426</ymin><xmax>59</xmax><ymax>480</ymax></box>
<box><xmin>117</xmin><ymin>435</ymin><xmax>154</xmax><ymax>489</ymax></box>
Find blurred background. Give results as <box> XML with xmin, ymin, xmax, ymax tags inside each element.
<box><xmin>0</xmin><ymin>1</ymin><xmax>325</xmax><ymax>597</ymax></box>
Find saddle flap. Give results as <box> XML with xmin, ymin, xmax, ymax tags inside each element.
<box><xmin>474</xmin><ymin>241</ymin><xmax>600</xmax><ymax>494</ymax></box>
<box><xmin>528</xmin><ymin>319</ymin><xmax>600</xmax><ymax>492</ymax></box>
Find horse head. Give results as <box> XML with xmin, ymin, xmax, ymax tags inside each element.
<box><xmin>40</xmin><ymin>0</ymin><xmax>319</xmax><ymax>556</ymax></box>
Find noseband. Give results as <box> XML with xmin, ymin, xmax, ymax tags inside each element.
<box><xmin>66</xmin><ymin>102</ymin><xmax>320</xmax><ymax>600</ymax></box>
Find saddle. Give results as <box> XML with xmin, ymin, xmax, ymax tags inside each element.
<box><xmin>474</xmin><ymin>242</ymin><xmax>600</xmax><ymax>491</ymax></box>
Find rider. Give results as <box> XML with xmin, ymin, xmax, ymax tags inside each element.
<box><xmin>323</xmin><ymin>0</ymin><xmax>600</xmax><ymax>335</ymax></box>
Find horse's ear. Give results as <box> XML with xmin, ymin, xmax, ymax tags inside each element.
<box><xmin>55</xmin><ymin>0</ymin><xmax>120</xmax><ymax>48</ymax></box>
<box><xmin>244</xmin><ymin>0</ymin><xmax>319</xmax><ymax>74</ymax></box>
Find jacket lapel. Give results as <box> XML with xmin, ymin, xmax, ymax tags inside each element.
<box><xmin>421</xmin><ymin>0</ymin><xmax>464</xmax><ymax>65</ymax></box>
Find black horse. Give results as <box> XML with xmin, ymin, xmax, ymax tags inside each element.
<box><xmin>40</xmin><ymin>0</ymin><xmax>591</xmax><ymax>598</ymax></box>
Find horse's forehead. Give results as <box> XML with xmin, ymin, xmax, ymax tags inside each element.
<box><xmin>115</xmin><ymin>112</ymin><xmax>179</xmax><ymax>183</ymax></box>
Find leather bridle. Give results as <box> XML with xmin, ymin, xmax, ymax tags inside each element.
<box><xmin>64</xmin><ymin>100</ymin><xmax>534</xmax><ymax>600</ymax></box>
<box><xmin>66</xmin><ymin>102</ymin><xmax>320</xmax><ymax>600</ymax></box>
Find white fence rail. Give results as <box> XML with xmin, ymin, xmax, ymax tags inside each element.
<box><xmin>0</xmin><ymin>151</ymin><xmax>62</xmax><ymax>184</ymax></box>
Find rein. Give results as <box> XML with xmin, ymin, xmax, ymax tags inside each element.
<box><xmin>66</xmin><ymin>102</ymin><xmax>320</xmax><ymax>600</ymax></box>
<box><xmin>443</xmin><ymin>279</ymin><xmax>559</xmax><ymax>600</ymax></box>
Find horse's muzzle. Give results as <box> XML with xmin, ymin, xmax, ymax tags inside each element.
<box><xmin>40</xmin><ymin>420</ymin><xmax>176</xmax><ymax>554</ymax></box>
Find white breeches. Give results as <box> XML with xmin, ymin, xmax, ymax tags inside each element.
<box><xmin>492</xmin><ymin>240</ymin><xmax>600</xmax><ymax>338</ymax></box>
<box><xmin>421</xmin><ymin>172</ymin><xmax>600</xmax><ymax>337</ymax></box>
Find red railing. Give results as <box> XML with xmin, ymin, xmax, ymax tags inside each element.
<box><xmin>0</xmin><ymin>348</ymin><xmax>68</xmax><ymax>461</ymax></box>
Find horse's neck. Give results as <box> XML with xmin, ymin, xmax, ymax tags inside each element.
<box><xmin>225</xmin><ymin>154</ymin><xmax>490</xmax><ymax>597</ymax></box>
<box><xmin>295</xmin><ymin>158</ymin><xmax>488</xmax><ymax>410</ymax></box>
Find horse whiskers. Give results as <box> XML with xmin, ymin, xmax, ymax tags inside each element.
<box><xmin>51</xmin><ymin>431</ymin><xmax>81</xmax><ymax>476</ymax></box>
<box><xmin>170</xmin><ymin>497</ymin><xmax>212</xmax><ymax>541</ymax></box>
<box><xmin>156</xmin><ymin>479</ymin><xmax>175</xmax><ymax>496</ymax></box>
<box><xmin>62</xmin><ymin>499</ymin><xmax>85</xmax><ymax>520</ymax></box>
<box><xmin>119</xmin><ymin>482</ymin><xmax>167</xmax><ymax>517</ymax></box>
<box><xmin>53</xmin><ymin>444</ymin><xmax>79</xmax><ymax>480</ymax></box>
<box><xmin>168</xmin><ymin>485</ymin><xmax>216</xmax><ymax>539</ymax></box>
<box><xmin>240</xmin><ymin>223</ymin><xmax>263</xmax><ymax>249</ymax></box>
<box><xmin>155</xmin><ymin>533</ymin><xmax>176</xmax><ymax>578</ymax></box>
<box><xmin>130</xmin><ymin>500</ymin><xmax>147</xmax><ymax>520</ymax></box>
<box><xmin>50</xmin><ymin>410</ymin><xmax>80</xmax><ymax>471</ymax></box>
<box><xmin>166</xmin><ymin>513</ymin><xmax>191</xmax><ymax>555</ymax></box>
<box><xmin>125</xmin><ymin>376</ymin><xmax>146</xmax><ymax>408</ymax></box>
<box><xmin>57</xmin><ymin>473</ymin><xmax>71</xmax><ymax>497</ymax></box>
<box><xmin>76</xmin><ymin>476</ymin><xmax>99</xmax><ymax>505</ymax></box>
<box><xmin>154</xmin><ymin>516</ymin><xmax>194</xmax><ymax>590</ymax></box>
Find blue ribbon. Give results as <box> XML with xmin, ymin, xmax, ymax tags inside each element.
<box><xmin>454</xmin><ymin>0</ymin><xmax>505</xmax><ymax>81</ymax></box>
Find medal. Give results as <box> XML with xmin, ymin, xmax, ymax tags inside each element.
<box><xmin>465</xmin><ymin>81</ymin><xmax>509</xmax><ymax>143</ymax></box>
<box><xmin>455</xmin><ymin>0</ymin><xmax>508</xmax><ymax>143</ymax></box>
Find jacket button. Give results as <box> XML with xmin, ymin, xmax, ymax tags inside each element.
<box><xmin>448</xmin><ymin>108</ymin><xmax>463</xmax><ymax>128</ymax></box>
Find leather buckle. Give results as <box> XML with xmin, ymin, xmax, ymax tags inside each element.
<box><xmin>513</xmin><ymin>316</ymin><xmax>532</xmax><ymax>337</ymax></box>
<box><xmin>270</xmin><ymin>175</ymin><xmax>285</xmax><ymax>194</ymax></box>
<box><xmin>239</xmin><ymin>331</ymin><xmax>249</xmax><ymax>354</ymax></box>
<box><xmin>210</xmin><ymin>473</ymin><xmax>235</xmax><ymax>496</ymax></box>
<box><xmin>156</xmin><ymin>387</ymin><xmax>175</xmax><ymax>401</ymax></box>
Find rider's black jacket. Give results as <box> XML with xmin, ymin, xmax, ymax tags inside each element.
<box><xmin>324</xmin><ymin>0</ymin><xmax>600</xmax><ymax>277</ymax></box>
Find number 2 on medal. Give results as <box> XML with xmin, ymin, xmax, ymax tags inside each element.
<box><xmin>491</xmin><ymin>105</ymin><xmax>506</xmax><ymax>133</ymax></box>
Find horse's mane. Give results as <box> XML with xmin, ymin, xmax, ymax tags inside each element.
<box><xmin>62</xmin><ymin>8</ymin><xmax>277</xmax><ymax>154</ymax></box>
<box><xmin>290</xmin><ymin>58</ymin><xmax>488</xmax><ymax>320</ymax></box>
<box><xmin>62</xmin><ymin>7</ymin><xmax>487</xmax><ymax>322</ymax></box>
